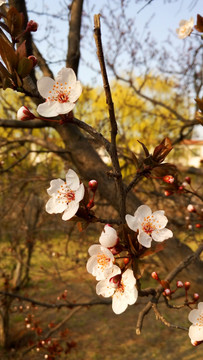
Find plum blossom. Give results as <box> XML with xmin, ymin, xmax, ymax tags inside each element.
<box><xmin>176</xmin><ymin>17</ymin><xmax>194</xmax><ymax>39</ymax></box>
<box><xmin>45</xmin><ymin>169</ymin><xmax>84</xmax><ymax>221</ymax></box>
<box><xmin>0</xmin><ymin>1</ymin><xmax>6</xmax><ymax>6</ymax></box>
<box><xmin>125</xmin><ymin>205</ymin><xmax>173</xmax><ymax>248</ymax></box>
<box><xmin>96</xmin><ymin>266</ymin><xmax>138</xmax><ymax>314</ymax></box>
<box><xmin>99</xmin><ymin>225</ymin><xmax>118</xmax><ymax>248</ymax></box>
<box><xmin>86</xmin><ymin>244</ymin><xmax>115</xmax><ymax>281</ymax></box>
<box><xmin>37</xmin><ymin>67</ymin><xmax>82</xmax><ymax>117</ymax></box>
<box><xmin>188</xmin><ymin>302</ymin><xmax>203</xmax><ymax>343</ymax></box>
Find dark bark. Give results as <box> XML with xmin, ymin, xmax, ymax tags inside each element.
<box><xmin>66</xmin><ymin>0</ymin><xmax>84</xmax><ymax>75</ymax></box>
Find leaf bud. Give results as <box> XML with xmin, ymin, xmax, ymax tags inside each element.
<box><xmin>17</xmin><ymin>106</ymin><xmax>35</xmax><ymax>121</ymax></box>
<box><xmin>195</xmin><ymin>223</ymin><xmax>202</xmax><ymax>228</ymax></box>
<box><xmin>184</xmin><ymin>281</ymin><xmax>191</xmax><ymax>290</ymax></box>
<box><xmin>176</xmin><ymin>280</ymin><xmax>184</xmax><ymax>288</ymax></box>
<box><xmin>163</xmin><ymin>175</ymin><xmax>174</xmax><ymax>184</ymax></box>
<box><xmin>26</xmin><ymin>20</ymin><xmax>38</xmax><ymax>32</ymax></box>
<box><xmin>123</xmin><ymin>257</ymin><xmax>130</xmax><ymax>265</ymax></box>
<box><xmin>28</xmin><ymin>55</ymin><xmax>38</xmax><ymax>67</ymax></box>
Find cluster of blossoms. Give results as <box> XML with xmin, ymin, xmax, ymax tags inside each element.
<box><xmin>86</xmin><ymin>225</ymin><xmax>138</xmax><ymax>314</ymax></box>
<box><xmin>188</xmin><ymin>302</ymin><xmax>203</xmax><ymax>346</ymax></box>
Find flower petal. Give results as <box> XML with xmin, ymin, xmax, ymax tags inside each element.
<box><xmin>45</xmin><ymin>197</ymin><xmax>67</xmax><ymax>214</ymax></box>
<box><xmin>152</xmin><ymin>228</ymin><xmax>173</xmax><ymax>242</ymax></box>
<box><xmin>99</xmin><ymin>225</ymin><xmax>118</xmax><ymax>248</ymax></box>
<box><xmin>125</xmin><ymin>214</ymin><xmax>140</xmax><ymax>232</ymax></box>
<box><xmin>122</xmin><ymin>269</ymin><xmax>136</xmax><ymax>288</ymax></box>
<box><xmin>124</xmin><ymin>287</ymin><xmax>138</xmax><ymax>305</ymax></box>
<box><xmin>37</xmin><ymin>101</ymin><xmax>58</xmax><ymax>117</ymax></box>
<box><xmin>62</xmin><ymin>201</ymin><xmax>79</xmax><ymax>220</ymax></box>
<box><xmin>47</xmin><ymin>179</ymin><xmax>64</xmax><ymax>196</ymax></box>
<box><xmin>96</xmin><ymin>279</ymin><xmax>115</xmax><ymax>297</ymax></box>
<box><xmin>153</xmin><ymin>211</ymin><xmax>168</xmax><ymax>229</ymax></box>
<box><xmin>189</xmin><ymin>324</ymin><xmax>203</xmax><ymax>342</ymax></box>
<box><xmin>75</xmin><ymin>183</ymin><xmax>85</xmax><ymax>203</ymax></box>
<box><xmin>56</xmin><ymin>68</ymin><xmax>76</xmax><ymax>87</ymax></box>
<box><xmin>37</xmin><ymin>77</ymin><xmax>55</xmax><ymax>98</ymax></box>
<box><xmin>112</xmin><ymin>291</ymin><xmax>128</xmax><ymax>314</ymax></box>
<box><xmin>55</xmin><ymin>101</ymin><xmax>75</xmax><ymax>115</ymax></box>
<box><xmin>69</xmin><ymin>81</ymin><xmax>82</xmax><ymax>102</ymax></box>
<box><xmin>88</xmin><ymin>244</ymin><xmax>103</xmax><ymax>256</ymax></box>
<box><xmin>66</xmin><ymin>169</ymin><xmax>80</xmax><ymax>190</ymax></box>
<box><xmin>134</xmin><ymin>205</ymin><xmax>152</xmax><ymax>219</ymax></box>
<box><xmin>138</xmin><ymin>231</ymin><xmax>152</xmax><ymax>248</ymax></box>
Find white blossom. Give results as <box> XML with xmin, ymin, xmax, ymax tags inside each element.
<box><xmin>99</xmin><ymin>225</ymin><xmax>118</xmax><ymax>248</ymax></box>
<box><xmin>96</xmin><ymin>266</ymin><xmax>138</xmax><ymax>314</ymax></box>
<box><xmin>0</xmin><ymin>1</ymin><xmax>6</xmax><ymax>6</ymax></box>
<box><xmin>176</xmin><ymin>17</ymin><xmax>194</xmax><ymax>39</ymax></box>
<box><xmin>37</xmin><ymin>67</ymin><xmax>82</xmax><ymax>117</ymax></box>
<box><xmin>188</xmin><ymin>302</ymin><xmax>203</xmax><ymax>343</ymax></box>
<box><xmin>125</xmin><ymin>205</ymin><xmax>173</xmax><ymax>248</ymax></box>
<box><xmin>45</xmin><ymin>169</ymin><xmax>84</xmax><ymax>221</ymax></box>
<box><xmin>86</xmin><ymin>244</ymin><xmax>115</xmax><ymax>281</ymax></box>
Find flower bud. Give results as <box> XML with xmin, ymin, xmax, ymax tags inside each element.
<box><xmin>187</xmin><ymin>204</ymin><xmax>196</xmax><ymax>213</ymax></box>
<box><xmin>184</xmin><ymin>281</ymin><xmax>191</xmax><ymax>290</ymax></box>
<box><xmin>176</xmin><ymin>280</ymin><xmax>184</xmax><ymax>288</ymax></box>
<box><xmin>17</xmin><ymin>106</ymin><xmax>35</xmax><ymax>121</ymax></box>
<box><xmin>185</xmin><ymin>176</ymin><xmax>191</xmax><ymax>184</ymax></box>
<box><xmin>195</xmin><ymin>223</ymin><xmax>202</xmax><ymax>228</ymax></box>
<box><xmin>163</xmin><ymin>175</ymin><xmax>174</xmax><ymax>184</ymax></box>
<box><xmin>123</xmin><ymin>257</ymin><xmax>130</xmax><ymax>265</ymax></box>
<box><xmin>26</xmin><ymin>20</ymin><xmax>38</xmax><ymax>32</ymax></box>
<box><xmin>28</xmin><ymin>55</ymin><xmax>38</xmax><ymax>67</ymax></box>
<box><xmin>193</xmin><ymin>293</ymin><xmax>199</xmax><ymax>301</ymax></box>
<box><xmin>151</xmin><ymin>271</ymin><xmax>159</xmax><ymax>281</ymax></box>
<box><xmin>88</xmin><ymin>180</ymin><xmax>98</xmax><ymax>192</ymax></box>
<box><xmin>164</xmin><ymin>288</ymin><xmax>171</xmax><ymax>296</ymax></box>
<box><xmin>178</xmin><ymin>186</ymin><xmax>184</xmax><ymax>191</ymax></box>
<box><xmin>164</xmin><ymin>190</ymin><xmax>173</xmax><ymax>197</ymax></box>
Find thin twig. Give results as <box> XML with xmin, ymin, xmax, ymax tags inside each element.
<box><xmin>152</xmin><ymin>303</ymin><xmax>188</xmax><ymax>331</ymax></box>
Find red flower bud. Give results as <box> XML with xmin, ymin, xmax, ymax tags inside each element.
<box><xmin>185</xmin><ymin>176</ymin><xmax>191</xmax><ymax>184</ymax></box>
<box><xmin>17</xmin><ymin>106</ymin><xmax>35</xmax><ymax>121</ymax></box>
<box><xmin>28</xmin><ymin>55</ymin><xmax>38</xmax><ymax>67</ymax></box>
<box><xmin>163</xmin><ymin>175</ymin><xmax>174</xmax><ymax>184</ymax></box>
<box><xmin>195</xmin><ymin>223</ymin><xmax>202</xmax><ymax>228</ymax></box>
<box><xmin>88</xmin><ymin>180</ymin><xmax>98</xmax><ymax>192</ymax></box>
<box><xmin>178</xmin><ymin>186</ymin><xmax>184</xmax><ymax>191</ymax></box>
<box><xmin>184</xmin><ymin>281</ymin><xmax>191</xmax><ymax>290</ymax></box>
<box><xmin>164</xmin><ymin>288</ymin><xmax>171</xmax><ymax>296</ymax></box>
<box><xmin>187</xmin><ymin>204</ymin><xmax>196</xmax><ymax>213</ymax></box>
<box><xmin>26</xmin><ymin>20</ymin><xmax>38</xmax><ymax>32</ymax></box>
<box><xmin>151</xmin><ymin>271</ymin><xmax>159</xmax><ymax>281</ymax></box>
<box><xmin>164</xmin><ymin>190</ymin><xmax>173</xmax><ymax>197</ymax></box>
<box><xmin>193</xmin><ymin>293</ymin><xmax>199</xmax><ymax>301</ymax></box>
<box><xmin>176</xmin><ymin>280</ymin><xmax>184</xmax><ymax>288</ymax></box>
<box><xmin>123</xmin><ymin>257</ymin><xmax>130</xmax><ymax>265</ymax></box>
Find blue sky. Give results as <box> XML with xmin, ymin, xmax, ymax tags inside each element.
<box><xmin>27</xmin><ymin>0</ymin><xmax>202</xmax><ymax>84</ymax></box>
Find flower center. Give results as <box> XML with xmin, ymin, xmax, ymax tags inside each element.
<box><xmin>57</xmin><ymin>183</ymin><xmax>75</xmax><ymax>204</ymax></box>
<box><xmin>47</xmin><ymin>82</ymin><xmax>71</xmax><ymax>103</ymax></box>
<box><xmin>97</xmin><ymin>253</ymin><xmax>110</xmax><ymax>270</ymax></box>
<box><xmin>195</xmin><ymin>313</ymin><xmax>203</xmax><ymax>327</ymax></box>
<box><xmin>57</xmin><ymin>92</ymin><xmax>69</xmax><ymax>103</ymax></box>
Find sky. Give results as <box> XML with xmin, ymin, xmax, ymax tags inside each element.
<box><xmin>26</xmin><ymin>0</ymin><xmax>202</xmax><ymax>84</ymax></box>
